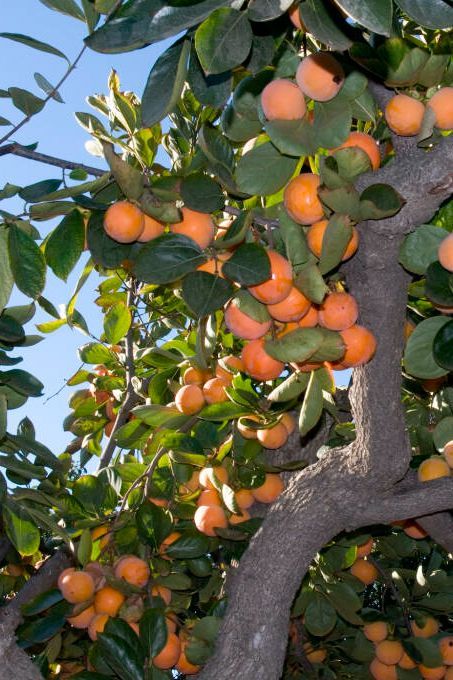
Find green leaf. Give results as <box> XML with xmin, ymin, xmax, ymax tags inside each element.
<box><xmin>142</xmin><ymin>38</ymin><xmax>190</xmax><ymax>127</ymax></box>
<box><xmin>87</xmin><ymin>213</ymin><xmax>132</xmax><ymax>270</ymax></box>
<box><xmin>8</xmin><ymin>87</ymin><xmax>45</xmax><ymax>115</ymax></box>
<box><xmin>265</xmin><ymin>328</ymin><xmax>323</xmax><ymax>363</ymax></box>
<box><xmin>404</xmin><ymin>316</ymin><xmax>450</xmax><ymax>380</ymax></box>
<box><xmin>236</xmin><ymin>143</ymin><xmax>298</xmax><ymax>196</ymax></box>
<box><xmin>0</xmin><ymin>32</ymin><xmax>68</xmax><ymax>61</ymax></box>
<box><xmin>318</xmin><ymin>214</ymin><xmax>354</xmax><ymax>274</ymax></box>
<box><xmin>233</xmin><ymin>289</ymin><xmax>270</xmax><ymax>323</ymax></box>
<box><xmin>182</xmin><ymin>272</ymin><xmax>234</xmax><ymax>317</ymax></box>
<box><xmin>45</xmin><ymin>210</ymin><xmax>85</xmax><ymax>281</ymax></box>
<box><xmin>39</xmin><ymin>0</ymin><xmax>85</xmax><ymax>21</ymax></box>
<box><xmin>433</xmin><ymin>416</ymin><xmax>453</xmax><ymax>452</ymax></box>
<box><xmin>139</xmin><ymin>608</ymin><xmax>168</xmax><ymax>657</ymax></box>
<box><xmin>402</xmin><ymin>637</ymin><xmax>443</xmax><ymax>667</ymax></box>
<box><xmin>136</xmin><ymin>502</ymin><xmax>173</xmax><ymax>548</ymax></box>
<box><xmin>188</xmin><ymin>47</ymin><xmax>232</xmax><ymax>108</ymax></box>
<box><xmin>165</xmin><ymin>532</ymin><xmax>210</xmax><ymax>559</ymax></box>
<box><xmin>180</xmin><ymin>173</ymin><xmax>224</xmax><ymax>213</ymax></box>
<box><xmin>0</xmin><ymin>394</ymin><xmax>6</xmax><ymax>439</ymax></box>
<box><xmin>433</xmin><ymin>320</ymin><xmax>453</xmax><ymax>372</ymax></box>
<box><xmin>299</xmin><ymin>371</ymin><xmax>323</xmax><ymax>436</ymax></box>
<box><xmin>298</xmin><ymin>0</ymin><xmax>352</xmax><ymax>51</ymax></box>
<box><xmin>265</xmin><ymin>118</ymin><xmax>318</xmax><ymax>157</ymax></box>
<box><xmin>0</xmin><ymin>370</ymin><xmax>43</xmax><ymax>397</ymax></box>
<box><xmin>325</xmin><ymin>581</ymin><xmax>363</xmax><ymax>624</ymax></box>
<box><xmin>332</xmin><ymin>0</ymin><xmax>392</xmax><ymax>35</ymax></box>
<box><xmin>104</xmin><ymin>303</ymin><xmax>131</xmax><ymax>344</ymax></box>
<box><xmin>195</xmin><ymin>9</ymin><xmax>253</xmax><ymax>75</ymax></box>
<box><xmin>0</xmin><ymin>228</ymin><xmax>14</xmax><ymax>315</ymax></box>
<box><xmin>19</xmin><ymin>179</ymin><xmax>62</xmax><ymax>203</ymax></box>
<box><xmin>232</xmin><ymin>71</ymin><xmax>271</xmax><ymax>120</ymax></box>
<box><xmin>192</xmin><ymin>616</ymin><xmax>221</xmax><ymax>643</ymax></box>
<box><xmin>267</xmin><ymin>372</ymin><xmax>310</xmax><ymax>402</ymax></box>
<box><xmin>221</xmin><ymin>243</ymin><xmax>271</xmax><ymax>286</ymax></box>
<box><xmin>3</xmin><ymin>500</ymin><xmax>40</xmax><ymax>555</ymax></box>
<box><xmin>304</xmin><ymin>592</ymin><xmax>337</xmax><ymax>636</ymax></box>
<box><xmin>134</xmin><ymin>233</ymin><xmax>205</xmax><ymax>285</ymax></box>
<box><xmin>34</xmin><ymin>72</ymin><xmax>64</xmax><ymax>103</ymax></box>
<box><xmin>394</xmin><ymin>0</ymin><xmax>453</xmax><ymax>29</ymax></box>
<box><xmin>221</xmin><ymin>104</ymin><xmax>263</xmax><ymax>143</ymax></box>
<box><xmin>295</xmin><ymin>263</ymin><xmax>328</xmax><ymax>304</ymax></box>
<box><xmin>360</xmin><ymin>183</ymin><xmax>403</xmax><ymax>220</ymax></box>
<box><xmin>77</xmin><ymin>529</ymin><xmax>93</xmax><ymax>567</ymax></box>
<box><xmin>214</xmin><ymin>211</ymin><xmax>252</xmax><ymax>250</ymax></box>
<box><xmin>8</xmin><ymin>225</ymin><xmax>46</xmax><ymax>299</ymax></box>
<box><xmin>96</xmin><ymin>631</ymin><xmax>144</xmax><ymax>680</ymax></box>
<box><xmin>79</xmin><ymin>342</ymin><xmax>116</xmax><ymax>365</ymax></box>
<box><xmin>199</xmin><ymin>124</ymin><xmax>234</xmax><ymax>172</ymax></box>
<box><xmin>198</xmin><ymin>401</ymin><xmax>248</xmax><ymax>421</ymax></box>
<box><xmin>313</xmin><ymin>99</ymin><xmax>352</xmax><ymax>149</ymax></box>
<box><xmin>73</xmin><ymin>475</ymin><xmax>106</xmax><ymax>514</ymax></box>
<box><xmin>425</xmin><ymin>262</ymin><xmax>453</xmax><ymax>307</ymax></box>
<box><xmin>400</xmin><ymin>225</ymin><xmax>449</xmax><ymax>275</ymax></box>
<box><xmin>0</xmin><ymin>116</ymin><xmax>12</xmax><ymax>126</ymax></box>
<box><xmin>21</xmin><ymin>589</ymin><xmax>63</xmax><ymax>616</ymax></box>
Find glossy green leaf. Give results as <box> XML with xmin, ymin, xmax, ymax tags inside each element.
<box><xmin>221</xmin><ymin>104</ymin><xmax>263</xmax><ymax>143</ymax></box>
<box><xmin>139</xmin><ymin>608</ymin><xmax>168</xmax><ymax>657</ymax></box>
<box><xmin>0</xmin><ymin>228</ymin><xmax>14</xmax><ymax>315</ymax></box>
<box><xmin>0</xmin><ymin>32</ymin><xmax>68</xmax><ymax>60</ymax></box>
<box><xmin>142</xmin><ymin>38</ymin><xmax>190</xmax><ymax>127</ymax></box>
<box><xmin>0</xmin><ymin>394</ymin><xmax>6</xmax><ymax>440</ymax></box>
<box><xmin>233</xmin><ymin>289</ymin><xmax>270</xmax><ymax>323</ymax></box>
<box><xmin>402</xmin><ymin>637</ymin><xmax>443</xmax><ymax>667</ymax></box>
<box><xmin>299</xmin><ymin>371</ymin><xmax>323</xmax><ymax>436</ymax></box>
<box><xmin>318</xmin><ymin>214</ymin><xmax>354</xmax><ymax>274</ymax></box>
<box><xmin>332</xmin><ymin>0</ymin><xmax>392</xmax><ymax>35</ymax></box>
<box><xmin>8</xmin><ymin>225</ymin><xmax>46</xmax><ymax>299</ymax></box>
<box><xmin>236</xmin><ymin>142</ymin><xmax>298</xmax><ymax>196</ymax></box>
<box><xmin>265</xmin><ymin>117</ymin><xmax>318</xmax><ymax>157</ymax></box>
<box><xmin>79</xmin><ymin>342</ymin><xmax>116</xmax><ymax>365</ymax></box>
<box><xmin>400</xmin><ymin>225</ymin><xmax>449</xmax><ymax>275</ymax></box>
<box><xmin>39</xmin><ymin>0</ymin><xmax>85</xmax><ymax>21</ymax></box>
<box><xmin>265</xmin><ymin>328</ymin><xmax>323</xmax><ymax>363</ymax></box>
<box><xmin>394</xmin><ymin>0</ymin><xmax>453</xmax><ymax>29</ymax></box>
<box><xmin>87</xmin><ymin>213</ymin><xmax>132</xmax><ymax>270</ymax></box>
<box><xmin>433</xmin><ymin>416</ymin><xmax>453</xmax><ymax>452</ymax></box>
<box><xmin>214</xmin><ymin>211</ymin><xmax>252</xmax><ymax>250</ymax></box>
<box><xmin>45</xmin><ymin>210</ymin><xmax>85</xmax><ymax>280</ymax></box>
<box><xmin>34</xmin><ymin>72</ymin><xmax>64</xmax><ymax>101</ymax></box>
<box><xmin>313</xmin><ymin>99</ymin><xmax>352</xmax><ymax>148</ymax></box>
<box><xmin>433</xmin><ymin>320</ymin><xmax>453</xmax><ymax>372</ymax></box>
<box><xmin>182</xmin><ymin>271</ymin><xmax>234</xmax><ymax>317</ymax></box>
<box><xmin>136</xmin><ymin>502</ymin><xmax>173</xmax><ymax>548</ymax></box>
<box><xmin>3</xmin><ymin>500</ymin><xmax>40</xmax><ymax>555</ymax></box>
<box><xmin>180</xmin><ymin>173</ymin><xmax>225</xmax><ymax>213</ymax></box>
<box><xmin>21</xmin><ymin>589</ymin><xmax>63</xmax><ymax>617</ymax></box>
<box><xmin>198</xmin><ymin>401</ymin><xmax>248</xmax><ymax>421</ymax></box>
<box><xmin>0</xmin><ymin>370</ymin><xmax>43</xmax><ymax>397</ymax></box>
<box><xmin>134</xmin><ymin>233</ymin><xmax>206</xmax><ymax>284</ymax></box>
<box><xmin>19</xmin><ymin>179</ymin><xmax>62</xmax><ymax>202</ymax></box>
<box><xmin>360</xmin><ymin>183</ymin><xmax>403</xmax><ymax>220</ymax></box>
<box><xmin>304</xmin><ymin>592</ymin><xmax>337</xmax><ymax>636</ymax></box>
<box><xmin>195</xmin><ymin>9</ymin><xmax>253</xmax><ymax>75</ymax></box>
<box><xmin>248</xmin><ymin>0</ymin><xmax>293</xmax><ymax>21</ymax></box>
<box><xmin>267</xmin><ymin>372</ymin><xmax>310</xmax><ymax>402</ymax></box>
<box><xmin>77</xmin><ymin>529</ymin><xmax>93</xmax><ymax>566</ymax></box>
<box><xmin>425</xmin><ymin>262</ymin><xmax>453</xmax><ymax>307</ymax></box>
<box><xmin>404</xmin><ymin>316</ymin><xmax>450</xmax><ymax>380</ymax></box>
<box><xmin>8</xmin><ymin>87</ymin><xmax>45</xmax><ymax>115</ymax></box>
<box><xmin>232</xmin><ymin>71</ymin><xmax>271</xmax><ymax>120</ymax></box>
<box><xmin>104</xmin><ymin>303</ymin><xmax>131</xmax><ymax>344</ymax></box>
<box><xmin>188</xmin><ymin>48</ymin><xmax>232</xmax><ymax>107</ymax></box>
<box><xmin>96</xmin><ymin>632</ymin><xmax>144</xmax><ymax>680</ymax></box>
<box><xmin>295</xmin><ymin>263</ymin><xmax>328</xmax><ymax>303</ymax></box>
<box><xmin>298</xmin><ymin>0</ymin><xmax>352</xmax><ymax>51</ymax></box>
<box><xmin>198</xmin><ymin>124</ymin><xmax>234</xmax><ymax>172</ymax></box>
<box><xmin>222</xmin><ymin>243</ymin><xmax>271</xmax><ymax>286</ymax></box>
<box><xmin>165</xmin><ymin>532</ymin><xmax>210</xmax><ymax>559</ymax></box>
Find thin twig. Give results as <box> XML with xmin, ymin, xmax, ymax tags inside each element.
<box><xmin>98</xmin><ymin>280</ymin><xmax>138</xmax><ymax>469</ymax></box>
<box><xmin>0</xmin><ymin>45</ymin><xmax>87</xmax><ymax>146</ymax></box>
<box><xmin>223</xmin><ymin>205</ymin><xmax>280</xmax><ymax>229</ymax></box>
<box><xmin>0</xmin><ymin>142</ymin><xmax>105</xmax><ymax>177</ymax></box>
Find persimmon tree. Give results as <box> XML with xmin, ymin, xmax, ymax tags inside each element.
<box><xmin>0</xmin><ymin>1</ymin><xmax>453</xmax><ymax>679</ymax></box>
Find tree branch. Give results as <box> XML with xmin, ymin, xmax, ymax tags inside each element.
<box><xmin>0</xmin><ymin>142</ymin><xmax>105</xmax><ymax>177</ymax></box>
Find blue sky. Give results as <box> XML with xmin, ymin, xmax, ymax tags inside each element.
<box><xmin>0</xmin><ymin>4</ymin><xmax>172</xmax><ymax>451</ymax></box>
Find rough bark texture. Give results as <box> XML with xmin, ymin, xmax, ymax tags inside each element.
<box><xmin>198</xmin><ymin>105</ymin><xmax>453</xmax><ymax>680</ymax></box>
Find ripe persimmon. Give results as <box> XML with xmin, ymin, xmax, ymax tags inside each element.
<box><xmin>296</xmin><ymin>53</ymin><xmax>344</xmax><ymax>102</ymax></box>
<box><xmin>241</xmin><ymin>338</ymin><xmax>284</xmax><ymax>381</ymax></box>
<box><xmin>411</xmin><ymin>616</ymin><xmax>439</xmax><ymax>638</ymax></box>
<box><xmin>418</xmin><ymin>456</ymin><xmax>450</xmax><ymax>482</ymax></box>
<box><xmin>257</xmin><ymin>422</ymin><xmax>289</xmax><ymax>449</ymax></box>
<box><xmin>103</xmin><ymin>201</ymin><xmax>144</xmax><ymax>243</ymax></box>
<box><xmin>399</xmin><ymin>651</ymin><xmax>417</xmax><ymax>670</ymax></box>
<box><xmin>197</xmin><ymin>489</ymin><xmax>222</xmax><ymax>507</ymax></box>
<box><xmin>235</xmin><ymin>488</ymin><xmax>255</xmax><ymax>509</ymax></box>
<box><xmin>307</xmin><ymin>219</ymin><xmax>359</xmax><ymax>260</ymax></box>
<box><xmin>159</xmin><ymin>532</ymin><xmax>181</xmax><ymax>559</ymax></box>
<box><xmin>350</xmin><ymin>558</ymin><xmax>378</xmax><ymax>585</ymax></box>
<box><xmin>284</xmin><ymin>173</ymin><xmax>324</xmax><ymax>225</ymax></box>
<box><xmin>215</xmin><ymin>355</ymin><xmax>245</xmax><ymax>382</ymax></box>
<box><xmin>428</xmin><ymin>87</ymin><xmax>453</xmax><ymax>130</ymax></box>
<box><xmin>58</xmin><ymin>570</ymin><xmax>95</xmax><ymax>604</ymax></box>
<box><xmin>153</xmin><ymin>632</ymin><xmax>181</xmax><ymax>669</ymax></box>
<box><xmin>170</xmin><ymin>207</ymin><xmax>214</xmax><ymax>249</ymax></box>
<box><xmin>267</xmin><ymin>286</ymin><xmax>311</xmax><ymax>322</ymax></box>
<box><xmin>335</xmin><ymin>131</ymin><xmax>381</xmax><ymax>171</ymax></box>
<box><xmin>403</xmin><ymin>520</ymin><xmax>427</xmax><ymax>539</ymax></box>
<box><xmin>203</xmin><ymin>377</ymin><xmax>229</xmax><ymax>404</ymax></box>
<box><xmin>444</xmin><ymin>440</ymin><xmax>453</xmax><ymax>468</ymax></box>
<box><xmin>114</xmin><ymin>555</ymin><xmax>150</xmax><ymax>587</ymax></box>
<box><xmin>194</xmin><ymin>504</ymin><xmax>228</xmax><ymax>536</ymax></box>
<box><xmin>230</xmin><ymin>509</ymin><xmax>251</xmax><ymax>524</ymax></box>
<box><xmin>94</xmin><ymin>586</ymin><xmax>125</xmax><ymax>617</ymax></box>
<box><xmin>288</xmin><ymin>3</ymin><xmax>304</xmax><ymax>29</ymax></box>
<box><xmin>151</xmin><ymin>585</ymin><xmax>172</xmax><ymax>605</ymax></box>
<box><xmin>356</xmin><ymin>537</ymin><xmax>373</xmax><ymax>558</ymax></box>
<box><xmin>137</xmin><ymin>214</ymin><xmax>165</xmax><ymax>242</ymax></box>
<box><xmin>375</xmin><ymin>640</ymin><xmax>404</xmax><ymax>665</ymax></box>
<box><xmin>249</xmin><ymin>250</ymin><xmax>293</xmax><ymax>304</ymax></box>
<box><xmin>298</xmin><ymin>305</ymin><xmax>319</xmax><ymax>327</ymax></box>
<box><xmin>261</xmin><ymin>79</ymin><xmax>306</xmax><ymax>120</ymax></box>
<box><xmin>175</xmin><ymin>384</ymin><xmax>205</xmax><ymax>415</ymax></box>
<box><xmin>336</xmin><ymin>325</ymin><xmax>377</xmax><ymax>368</ymax></box>
<box><xmin>199</xmin><ymin>466</ymin><xmax>229</xmax><ymax>489</ymax></box>
<box><xmin>385</xmin><ymin>94</ymin><xmax>425</xmax><ymax>136</ymax></box>
<box><xmin>439</xmin><ymin>636</ymin><xmax>453</xmax><ymax>665</ymax></box>
<box><xmin>176</xmin><ymin>645</ymin><xmax>200</xmax><ymax>675</ymax></box>
<box><xmin>369</xmin><ymin>658</ymin><xmax>398</xmax><ymax>680</ymax></box>
<box><xmin>88</xmin><ymin>613</ymin><xmax>109</xmax><ymax>641</ymax></box>
<box><xmin>280</xmin><ymin>411</ymin><xmax>296</xmax><ymax>435</ymax></box>
<box><xmin>224</xmin><ymin>299</ymin><xmax>272</xmax><ymax>340</ymax></box>
<box><xmin>363</xmin><ymin>621</ymin><xmax>388</xmax><ymax>643</ymax></box>
<box><xmin>252</xmin><ymin>474</ymin><xmax>284</xmax><ymax>503</ymax></box>
<box><xmin>438</xmin><ymin>233</ymin><xmax>453</xmax><ymax>272</ymax></box>
<box><xmin>303</xmin><ymin>643</ymin><xmax>327</xmax><ymax>663</ymax></box>
<box><xmin>67</xmin><ymin>604</ymin><xmax>96</xmax><ymax>629</ymax></box>
<box><xmin>237</xmin><ymin>414</ymin><xmax>260</xmax><ymax>439</ymax></box>
<box><xmin>318</xmin><ymin>292</ymin><xmax>359</xmax><ymax>331</ymax></box>
<box><xmin>183</xmin><ymin>366</ymin><xmax>211</xmax><ymax>385</ymax></box>
<box><xmin>91</xmin><ymin>524</ymin><xmax>111</xmax><ymax>550</ymax></box>
<box><xmin>418</xmin><ymin>665</ymin><xmax>447</xmax><ymax>680</ymax></box>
